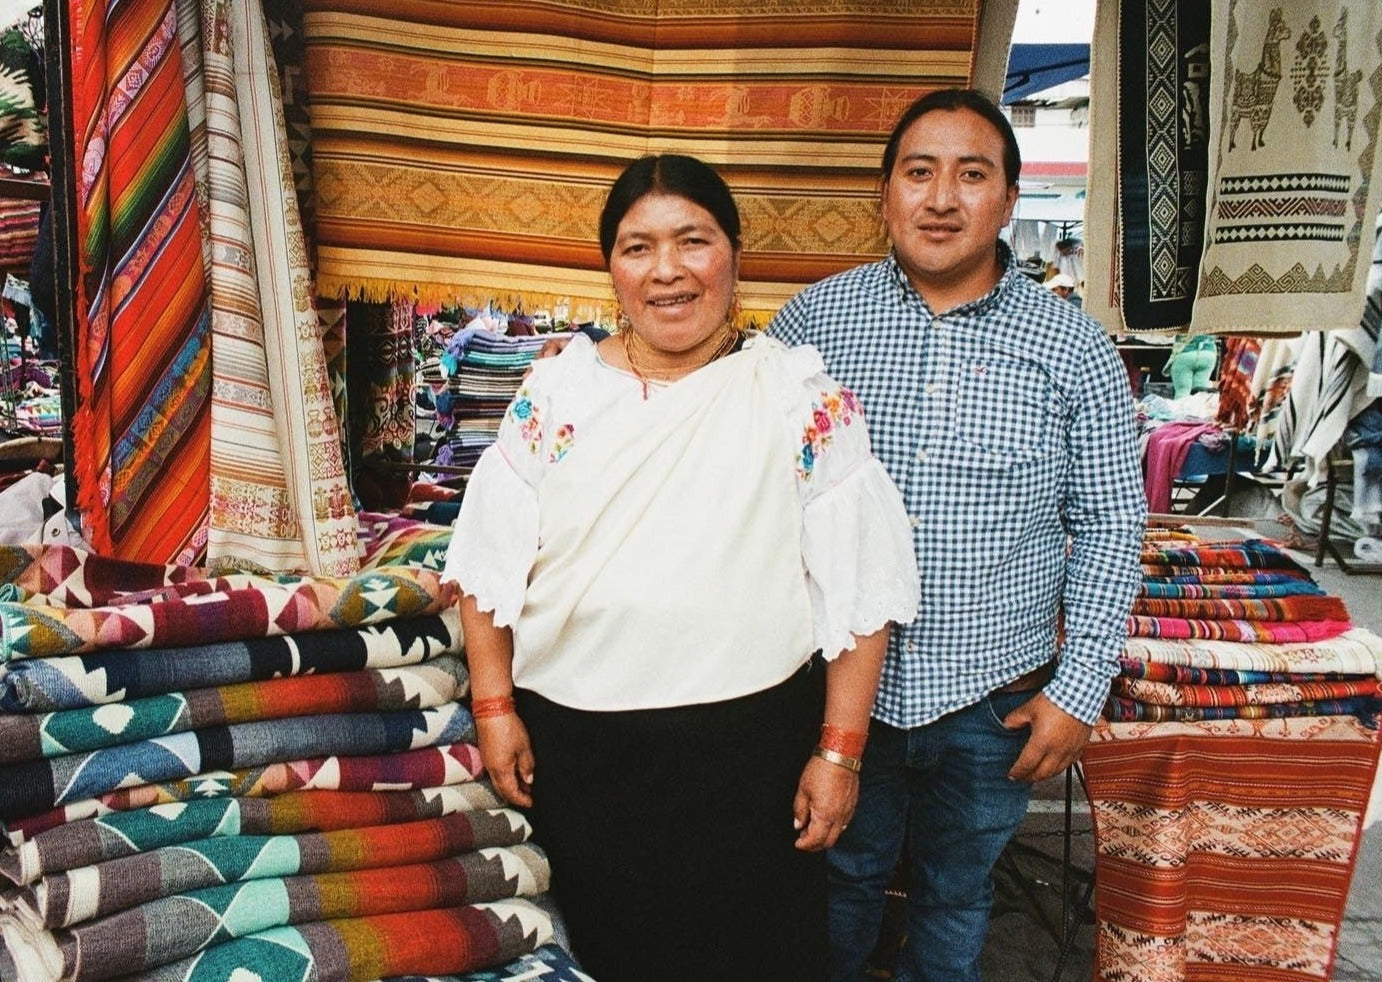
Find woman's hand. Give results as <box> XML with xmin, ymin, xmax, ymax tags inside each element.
<box><xmin>477</xmin><ymin>713</ymin><xmax>535</xmax><ymax>808</ymax></box>
<box><xmin>792</xmin><ymin>755</ymin><xmax>858</xmax><ymax>852</ymax></box>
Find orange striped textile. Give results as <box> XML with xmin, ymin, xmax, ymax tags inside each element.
<box><xmin>301</xmin><ymin>0</ymin><xmax>993</xmax><ymax>321</ymax></box>
<box><xmin>68</xmin><ymin>0</ymin><xmax>211</xmax><ymax>563</ymax></box>
<box><xmin>1083</xmin><ymin>716</ymin><xmax>1382</xmax><ymax>981</ymax></box>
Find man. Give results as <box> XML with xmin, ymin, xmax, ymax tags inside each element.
<box><xmin>770</xmin><ymin>88</ymin><xmax>1145</xmax><ymax>982</ymax></box>
<box><xmin>1043</xmin><ymin>272</ymin><xmax>1082</xmax><ymax>308</ymax></box>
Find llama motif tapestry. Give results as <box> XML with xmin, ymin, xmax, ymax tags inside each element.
<box><xmin>299</xmin><ymin>1</ymin><xmax>1009</xmax><ymax>322</ymax></box>
<box><xmin>1191</xmin><ymin>0</ymin><xmax>1382</xmax><ymax>335</ymax></box>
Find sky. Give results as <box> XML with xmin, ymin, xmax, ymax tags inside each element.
<box><xmin>1012</xmin><ymin>0</ymin><xmax>1097</xmax><ymax>44</ymax></box>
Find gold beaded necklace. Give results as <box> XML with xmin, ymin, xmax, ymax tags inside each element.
<box><xmin>622</xmin><ymin>325</ymin><xmax>739</xmax><ymax>398</ymax></box>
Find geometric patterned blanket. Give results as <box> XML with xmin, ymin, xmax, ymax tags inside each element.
<box><xmin>0</xmin><ymin>703</ymin><xmax>476</xmax><ymax>823</ymax></box>
<box><xmin>0</xmin><ymin>566</ymin><xmax>450</xmax><ymax>661</ymax></box>
<box><xmin>11</xmin><ymin>809</ymin><xmax>533</xmax><ymax>930</ymax></box>
<box><xmin>4</xmin><ymin>742</ymin><xmax>487</xmax><ymax>846</ymax></box>
<box><xmin>123</xmin><ymin>899</ymin><xmax>553</xmax><ymax>982</ymax></box>
<box><xmin>5</xmin><ymin>849</ymin><xmax>550</xmax><ymax>981</ymax></box>
<box><xmin>0</xmin><ymin>609</ymin><xmax>463</xmax><ymax>713</ymax></box>
<box><xmin>438</xmin><ymin>944</ymin><xmax>596</xmax><ymax>982</ymax></box>
<box><xmin>1084</xmin><ymin>715</ymin><xmax>1382</xmax><ymax>981</ymax></box>
<box><xmin>0</xmin><ymin>786</ymin><xmax>505</xmax><ymax>887</ymax></box>
<box><xmin>0</xmin><ymin>656</ymin><xmax>468</xmax><ymax>762</ymax></box>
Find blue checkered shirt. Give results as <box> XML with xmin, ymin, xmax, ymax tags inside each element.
<box><xmin>771</xmin><ymin>250</ymin><xmax>1146</xmax><ymax>727</ymax></box>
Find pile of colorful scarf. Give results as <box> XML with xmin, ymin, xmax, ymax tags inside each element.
<box><xmin>0</xmin><ymin>540</ymin><xmax>562</xmax><ymax>981</ymax></box>
<box><xmin>1125</xmin><ymin>537</ymin><xmax>1354</xmax><ymax>650</ymax></box>
<box><xmin>1112</xmin><ymin>535</ymin><xmax>1379</xmax><ymax>724</ymax></box>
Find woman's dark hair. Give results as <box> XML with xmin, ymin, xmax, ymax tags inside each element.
<box><xmin>880</xmin><ymin>88</ymin><xmax>1021</xmax><ymax>188</ymax></box>
<box><xmin>598</xmin><ymin>154</ymin><xmax>742</xmax><ymax>265</ymax></box>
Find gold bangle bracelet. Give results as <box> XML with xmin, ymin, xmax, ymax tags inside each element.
<box><xmin>812</xmin><ymin>746</ymin><xmax>863</xmax><ymax>773</ymax></box>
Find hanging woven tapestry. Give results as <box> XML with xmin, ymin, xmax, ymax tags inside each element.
<box><xmin>300</xmin><ymin>0</ymin><xmax>997</xmax><ymax>322</ymax></box>
<box><xmin>1117</xmin><ymin>0</ymin><xmax>1211</xmax><ymax>332</ymax></box>
<box><xmin>1191</xmin><ymin>0</ymin><xmax>1382</xmax><ymax>334</ymax></box>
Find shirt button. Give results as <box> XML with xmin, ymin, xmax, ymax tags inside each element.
<box><xmin>915</xmin><ymin>449</ymin><xmax>928</xmax><ymax>462</ymax></box>
<box><xmin>909</xmin><ymin>516</ymin><xmax>920</xmax><ymax>529</ymax></box>
<box><xmin>924</xmin><ymin>382</ymin><xmax>936</xmax><ymax>394</ymax></box>
<box><xmin>905</xmin><ymin>641</ymin><xmax>918</xmax><ymax>653</ymax></box>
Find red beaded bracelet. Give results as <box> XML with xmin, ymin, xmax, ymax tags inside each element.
<box><xmin>472</xmin><ymin>695</ymin><xmax>517</xmax><ymax>720</ymax></box>
<box><xmin>819</xmin><ymin>724</ymin><xmax>868</xmax><ymax>759</ymax></box>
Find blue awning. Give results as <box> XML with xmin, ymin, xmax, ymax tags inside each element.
<box><xmin>1003</xmin><ymin>43</ymin><xmax>1091</xmax><ymax>103</ymax></box>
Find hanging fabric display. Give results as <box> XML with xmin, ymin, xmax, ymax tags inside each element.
<box><xmin>300</xmin><ymin>0</ymin><xmax>986</xmax><ymax>321</ymax></box>
<box><xmin>197</xmin><ymin>0</ymin><xmax>357</xmax><ymax>576</ymax></box>
<box><xmin>1085</xmin><ymin>0</ymin><xmax>1382</xmax><ymax>336</ymax></box>
<box><xmin>1192</xmin><ymin>0</ymin><xmax>1382</xmax><ymax>335</ymax></box>
<box><xmin>67</xmin><ymin>0</ymin><xmax>213</xmax><ymax>563</ymax></box>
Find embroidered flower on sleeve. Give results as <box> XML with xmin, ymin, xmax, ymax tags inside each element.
<box><xmin>797</xmin><ymin>385</ymin><xmax>862</xmax><ymax>479</ymax></box>
<box><xmin>509</xmin><ymin>389</ymin><xmax>544</xmax><ymax>455</ymax></box>
<box><xmin>548</xmin><ymin>423</ymin><xmax>576</xmax><ymax>463</ymax></box>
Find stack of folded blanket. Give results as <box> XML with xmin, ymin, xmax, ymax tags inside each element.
<box><xmin>1109</xmin><ymin>533</ymin><xmax>1382</xmax><ymax>722</ymax></box>
<box><xmin>426</xmin><ymin>331</ymin><xmax>552</xmax><ymax>477</ymax></box>
<box><xmin>0</xmin><ymin>542</ymin><xmax>558</xmax><ymax>982</ymax></box>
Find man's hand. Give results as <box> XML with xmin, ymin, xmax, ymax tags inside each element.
<box><xmin>1003</xmin><ymin>692</ymin><xmax>1092</xmax><ymax>783</ymax></box>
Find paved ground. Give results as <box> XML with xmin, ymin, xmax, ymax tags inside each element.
<box><xmin>967</xmin><ymin>518</ymin><xmax>1382</xmax><ymax>981</ymax></box>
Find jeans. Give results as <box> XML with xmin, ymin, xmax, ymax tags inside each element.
<box><xmin>827</xmin><ymin>691</ymin><xmax>1036</xmax><ymax>982</ymax></box>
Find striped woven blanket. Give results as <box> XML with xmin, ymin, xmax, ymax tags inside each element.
<box><xmin>0</xmin><ymin>786</ymin><xmax>504</xmax><ymax>887</ymax></box>
<box><xmin>5</xmin><ymin>743</ymin><xmax>486</xmax><ymax>846</ymax></box>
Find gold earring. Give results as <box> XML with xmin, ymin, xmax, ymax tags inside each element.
<box><xmin>726</xmin><ymin>290</ymin><xmax>743</xmax><ymax>331</ymax></box>
<box><xmin>614</xmin><ymin>302</ymin><xmax>631</xmax><ymax>331</ymax></box>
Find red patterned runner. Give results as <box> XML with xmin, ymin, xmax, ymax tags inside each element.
<box><xmin>1084</xmin><ymin>716</ymin><xmax>1382</xmax><ymax>981</ymax></box>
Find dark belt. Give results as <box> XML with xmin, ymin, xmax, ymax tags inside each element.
<box><xmin>991</xmin><ymin>660</ymin><xmax>1056</xmax><ymax>695</ymax></box>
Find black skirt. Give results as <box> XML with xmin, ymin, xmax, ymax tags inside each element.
<box><xmin>516</xmin><ymin>658</ymin><xmax>827</xmax><ymax>982</ymax></box>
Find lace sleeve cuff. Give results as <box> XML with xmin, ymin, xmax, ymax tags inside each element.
<box><xmin>802</xmin><ymin>457</ymin><xmax>920</xmax><ymax>660</ymax></box>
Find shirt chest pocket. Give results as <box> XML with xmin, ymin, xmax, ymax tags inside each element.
<box><xmin>952</xmin><ymin>356</ymin><xmax>1057</xmax><ymax>462</ymax></box>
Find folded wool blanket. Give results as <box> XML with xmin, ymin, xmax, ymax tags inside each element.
<box><xmin>0</xmin><ymin>546</ymin><xmax>208</xmax><ymax>609</ymax></box>
<box><xmin>1102</xmin><ymin>694</ymin><xmax>1378</xmax><ymax>723</ymax></box>
<box><xmin>399</xmin><ymin>943</ymin><xmax>596</xmax><ymax>982</ymax></box>
<box><xmin>5</xmin><ymin>743</ymin><xmax>487</xmax><ymax>846</ymax></box>
<box><xmin>1140</xmin><ymin>566</ymin><xmax>1313</xmax><ymax>583</ymax></box>
<box><xmin>1111</xmin><ymin>675</ymin><xmax>1379</xmax><ymax>708</ymax></box>
<box><xmin>11</xmin><ymin>810</ymin><xmax>534</xmax><ymax>931</ymax></box>
<box><xmin>1139</xmin><ymin>538</ymin><xmax>1307</xmax><ymax>571</ymax></box>
<box><xmin>1126</xmin><ymin>616</ymin><xmax>1352</xmax><ymax>644</ymax></box>
<box><xmin>0</xmin><ymin>656</ymin><xmax>469</xmax><ymax>764</ymax></box>
<box><xmin>123</xmin><ymin>899</ymin><xmax>553</xmax><ymax>982</ymax></box>
<box><xmin>8</xmin><ymin>849</ymin><xmax>551</xmax><ymax>981</ymax></box>
<box><xmin>0</xmin><ymin>609</ymin><xmax>463</xmax><ymax>713</ymax></box>
<box><xmin>0</xmin><ymin>566</ymin><xmax>451</xmax><ymax>662</ymax></box>
<box><xmin>1116</xmin><ymin>656</ymin><xmax>1367</xmax><ymax>687</ymax></box>
<box><xmin>0</xmin><ymin>786</ymin><xmax>505</xmax><ymax>888</ymax></box>
<box><xmin>1122</xmin><ymin>628</ymin><xmax>1382</xmax><ymax>676</ymax></box>
<box><xmin>358</xmin><ymin>511</ymin><xmax>453</xmax><ymax>571</ymax></box>
<box><xmin>1138</xmin><ymin>580</ymin><xmax>1325</xmax><ymax>599</ymax></box>
<box><xmin>1129</xmin><ymin>595</ymin><xmax>1350</xmax><ymax>622</ymax></box>
<box><xmin>0</xmin><ymin>704</ymin><xmax>477</xmax><ymax>822</ymax></box>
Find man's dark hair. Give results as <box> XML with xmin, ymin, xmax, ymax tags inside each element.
<box><xmin>881</xmin><ymin>88</ymin><xmax>1021</xmax><ymax>188</ymax></box>
<box><xmin>598</xmin><ymin>154</ymin><xmax>742</xmax><ymax>265</ymax></box>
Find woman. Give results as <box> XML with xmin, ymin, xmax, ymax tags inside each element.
<box><xmin>443</xmin><ymin>154</ymin><xmax>918</xmax><ymax>981</ymax></box>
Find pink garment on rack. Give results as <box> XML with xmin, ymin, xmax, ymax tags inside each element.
<box><xmin>1143</xmin><ymin>421</ymin><xmax>1223</xmax><ymax>513</ymax></box>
